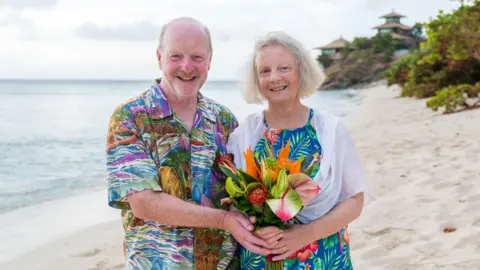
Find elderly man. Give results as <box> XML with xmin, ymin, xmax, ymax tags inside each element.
<box><xmin>106</xmin><ymin>17</ymin><xmax>270</xmax><ymax>269</ymax></box>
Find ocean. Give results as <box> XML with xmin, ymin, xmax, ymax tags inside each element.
<box><xmin>0</xmin><ymin>79</ymin><xmax>362</xmax><ymax>214</ymax></box>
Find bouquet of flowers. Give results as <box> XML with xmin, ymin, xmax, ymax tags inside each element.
<box><xmin>218</xmin><ymin>141</ymin><xmax>321</xmax><ymax>269</ymax></box>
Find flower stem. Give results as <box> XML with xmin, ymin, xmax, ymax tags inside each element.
<box><xmin>265</xmin><ymin>255</ymin><xmax>284</xmax><ymax>270</ymax></box>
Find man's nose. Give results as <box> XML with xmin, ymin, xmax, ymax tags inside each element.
<box><xmin>181</xmin><ymin>59</ymin><xmax>194</xmax><ymax>73</ymax></box>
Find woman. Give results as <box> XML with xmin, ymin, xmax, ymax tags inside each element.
<box><xmin>226</xmin><ymin>31</ymin><xmax>366</xmax><ymax>269</ymax></box>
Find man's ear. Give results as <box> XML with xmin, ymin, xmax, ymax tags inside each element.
<box><xmin>207</xmin><ymin>53</ymin><xmax>212</xmax><ymax>71</ymax></box>
<box><xmin>156</xmin><ymin>49</ymin><xmax>163</xmax><ymax>70</ymax></box>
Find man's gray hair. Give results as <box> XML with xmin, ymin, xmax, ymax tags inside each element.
<box><xmin>157</xmin><ymin>17</ymin><xmax>213</xmax><ymax>55</ymax></box>
<box><xmin>242</xmin><ymin>31</ymin><xmax>326</xmax><ymax>104</ymax></box>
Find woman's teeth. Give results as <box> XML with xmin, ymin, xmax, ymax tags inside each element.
<box><xmin>271</xmin><ymin>86</ymin><xmax>287</xmax><ymax>91</ymax></box>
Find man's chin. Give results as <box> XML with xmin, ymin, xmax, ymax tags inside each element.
<box><xmin>173</xmin><ymin>85</ymin><xmax>201</xmax><ymax>97</ymax></box>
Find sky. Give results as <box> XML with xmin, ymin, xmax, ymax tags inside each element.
<box><xmin>0</xmin><ymin>0</ymin><xmax>461</xmax><ymax>81</ymax></box>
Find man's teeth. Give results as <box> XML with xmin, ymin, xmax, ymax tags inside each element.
<box><xmin>179</xmin><ymin>76</ymin><xmax>195</xmax><ymax>81</ymax></box>
<box><xmin>271</xmin><ymin>86</ymin><xmax>287</xmax><ymax>91</ymax></box>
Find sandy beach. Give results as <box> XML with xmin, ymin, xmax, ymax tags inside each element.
<box><xmin>347</xmin><ymin>85</ymin><xmax>480</xmax><ymax>269</ymax></box>
<box><xmin>1</xmin><ymin>83</ymin><xmax>479</xmax><ymax>270</ymax></box>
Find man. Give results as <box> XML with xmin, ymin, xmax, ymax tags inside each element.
<box><xmin>106</xmin><ymin>17</ymin><xmax>270</xmax><ymax>269</ymax></box>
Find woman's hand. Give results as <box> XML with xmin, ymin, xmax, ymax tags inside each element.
<box><xmin>253</xmin><ymin>226</ymin><xmax>284</xmax><ymax>248</ymax></box>
<box><xmin>269</xmin><ymin>224</ymin><xmax>311</xmax><ymax>261</ymax></box>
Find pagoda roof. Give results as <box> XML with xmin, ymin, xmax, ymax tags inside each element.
<box><xmin>373</xmin><ymin>21</ymin><xmax>412</xmax><ymax>30</ymax></box>
<box><xmin>314</xmin><ymin>37</ymin><xmax>349</xmax><ymax>50</ymax></box>
<box><xmin>380</xmin><ymin>10</ymin><xmax>406</xmax><ymax>18</ymax></box>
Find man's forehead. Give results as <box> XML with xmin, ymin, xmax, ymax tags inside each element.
<box><xmin>163</xmin><ymin>27</ymin><xmax>209</xmax><ymax>52</ymax></box>
<box><xmin>164</xmin><ymin>21</ymin><xmax>208</xmax><ymax>41</ymax></box>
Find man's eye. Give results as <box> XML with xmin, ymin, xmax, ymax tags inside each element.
<box><xmin>193</xmin><ymin>56</ymin><xmax>204</xmax><ymax>61</ymax></box>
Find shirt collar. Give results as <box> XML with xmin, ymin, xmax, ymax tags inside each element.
<box><xmin>148</xmin><ymin>78</ymin><xmax>216</xmax><ymax>123</ymax></box>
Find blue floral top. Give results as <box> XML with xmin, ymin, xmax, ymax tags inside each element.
<box><xmin>254</xmin><ymin>108</ymin><xmax>322</xmax><ymax>179</ymax></box>
<box><xmin>242</xmin><ymin>108</ymin><xmax>353</xmax><ymax>269</ymax></box>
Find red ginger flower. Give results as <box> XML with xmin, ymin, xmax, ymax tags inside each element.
<box><xmin>247</xmin><ymin>185</ymin><xmax>268</xmax><ymax>206</ymax></box>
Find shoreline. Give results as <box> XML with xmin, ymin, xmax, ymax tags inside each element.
<box><xmin>0</xmin><ymin>190</ymin><xmax>120</xmax><ymax>264</ymax></box>
<box><xmin>1</xmin><ymin>83</ymin><xmax>479</xmax><ymax>269</ymax></box>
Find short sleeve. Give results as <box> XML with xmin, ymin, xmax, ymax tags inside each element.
<box><xmin>223</xmin><ymin>111</ymin><xmax>239</xmax><ymax>138</ymax></box>
<box><xmin>226</xmin><ymin>127</ymin><xmax>244</xmax><ymax>169</ymax></box>
<box><xmin>336</xmin><ymin>120</ymin><xmax>367</xmax><ymax>199</ymax></box>
<box><xmin>106</xmin><ymin>105</ymin><xmax>162</xmax><ymax>209</ymax></box>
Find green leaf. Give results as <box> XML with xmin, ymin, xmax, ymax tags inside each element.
<box><xmin>270</xmin><ymin>169</ymin><xmax>289</xmax><ymax>198</ymax></box>
<box><xmin>225</xmin><ymin>177</ymin><xmax>245</xmax><ymax>197</ymax></box>
<box><xmin>219</xmin><ymin>164</ymin><xmax>240</xmax><ymax>182</ymax></box>
<box><xmin>238</xmin><ymin>169</ymin><xmax>259</xmax><ymax>184</ymax></box>
<box><xmin>253</xmin><ymin>205</ymin><xmax>263</xmax><ymax>214</ymax></box>
<box><xmin>259</xmin><ymin>162</ymin><xmax>272</xmax><ymax>189</ymax></box>
<box><xmin>234</xmin><ymin>196</ymin><xmax>254</xmax><ymax>214</ymax></box>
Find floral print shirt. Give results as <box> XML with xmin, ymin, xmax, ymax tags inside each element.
<box><xmin>106</xmin><ymin>79</ymin><xmax>239</xmax><ymax>270</ymax></box>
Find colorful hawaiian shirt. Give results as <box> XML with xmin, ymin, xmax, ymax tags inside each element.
<box><xmin>106</xmin><ymin>79</ymin><xmax>239</xmax><ymax>270</ymax></box>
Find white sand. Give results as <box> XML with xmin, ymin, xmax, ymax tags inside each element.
<box><xmin>0</xmin><ymin>190</ymin><xmax>123</xmax><ymax>270</ymax></box>
<box><xmin>346</xmin><ymin>85</ymin><xmax>480</xmax><ymax>269</ymax></box>
<box><xmin>1</xmin><ymin>83</ymin><xmax>479</xmax><ymax>270</ymax></box>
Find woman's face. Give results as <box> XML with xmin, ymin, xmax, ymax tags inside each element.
<box><xmin>255</xmin><ymin>44</ymin><xmax>301</xmax><ymax>105</ymax></box>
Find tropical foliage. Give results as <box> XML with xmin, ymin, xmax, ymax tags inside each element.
<box><xmin>384</xmin><ymin>0</ymin><xmax>480</xmax><ymax>113</ymax></box>
<box><xmin>426</xmin><ymin>83</ymin><xmax>480</xmax><ymax>113</ymax></box>
<box><xmin>343</xmin><ymin>33</ymin><xmax>402</xmax><ymax>62</ymax></box>
<box><xmin>318</xmin><ymin>28</ymin><xmax>424</xmax><ymax>89</ymax></box>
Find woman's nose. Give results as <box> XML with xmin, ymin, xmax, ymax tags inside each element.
<box><xmin>269</xmin><ymin>71</ymin><xmax>281</xmax><ymax>83</ymax></box>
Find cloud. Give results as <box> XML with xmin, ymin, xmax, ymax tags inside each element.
<box><xmin>73</xmin><ymin>20</ymin><xmax>162</xmax><ymax>41</ymax></box>
<box><xmin>0</xmin><ymin>9</ymin><xmax>35</xmax><ymax>39</ymax></box>
<box><xmin>0</xmin><ymin>0</ymin><xmax>463</xmax><ymax>80</ymax></box>
<box><xmin>0</xmin><ymin>0</ymin><xmax>58</xmax><ymax>39</ymax></box>
<box><xmin>0</xmin><ymin>0</ymin><xmax>57</xmax><ymax>9</ymax></box>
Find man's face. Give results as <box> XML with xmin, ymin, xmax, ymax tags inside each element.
<box><xmin>158</xmin><ymin>23</ymin><xmax>211</xmax><ymax>98</ymax></box>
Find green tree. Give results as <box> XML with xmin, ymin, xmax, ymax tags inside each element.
<box><xmin>384</xmin><ymin>0</ymin><xmax>480</xmax><ymax>113</ymax></box>
<box><xmin>351</xmin><ymin>37</ymin><xmax>373</xmax><ymax>50</ymax></box>
<box><xmin>372</xmin><ymin>33</ymin><xmax>396</xmax><ymax>62</ymax></box>
<box><xmin>411</xmin><ymin>22</ymin><xmax>424</xmax><ymax>39</ymax></box>
<box><xmin>316</xmin><ymin>54</ymin><xmax>334</xmax><ymax>69</ymax></box>
<box><xmin>411</xmin><ymin>22</ymin><xmax>426</xmax><ymax>48</ymax></box>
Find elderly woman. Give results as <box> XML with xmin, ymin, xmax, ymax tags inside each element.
<box><xmin>226</xmin><ymin>31</ymin><xmax>366</xmax><ymax>269</ymax></box>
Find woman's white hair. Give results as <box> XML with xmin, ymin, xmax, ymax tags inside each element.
<box><xmin>242</xmin><ymin>31</ymin><xmax>326</xmax><ymax>104</ymax></box>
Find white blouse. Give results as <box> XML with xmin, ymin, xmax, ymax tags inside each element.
<box><xmin>226</xmin><ymin>109</ymin><xmax>367</xmax><ymax>224</ymax></box>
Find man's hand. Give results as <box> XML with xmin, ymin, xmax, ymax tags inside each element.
<box><xmin>222</xmin><ymin>211</ymin><xmax>271</xmax><ymax>255</ymax></box>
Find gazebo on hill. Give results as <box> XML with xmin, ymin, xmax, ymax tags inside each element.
<box><xmin>314</xmin><ymin>37</ymin><xmax>349</xmax><ymax>57</ymax></box>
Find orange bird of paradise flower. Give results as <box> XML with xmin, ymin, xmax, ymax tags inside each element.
<box><xmin>246</xmin><ymin>140</ymin><xmax>304</xmax><ymax>184</ymax></box>
<box><xmin>243</xmin><ymin>147</ymin><xmax>260</xmax><ymax>179</ymax></box>
<box><xmin>277</xmin><ymin>141</ymin><xmax>302</xmax><ymax>174</ymax></box>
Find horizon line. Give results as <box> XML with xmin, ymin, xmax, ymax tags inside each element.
<box><xmin>0</xmin><ymin>78</ymin><xmax>238</xmax><ymax>83</ymax></box>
